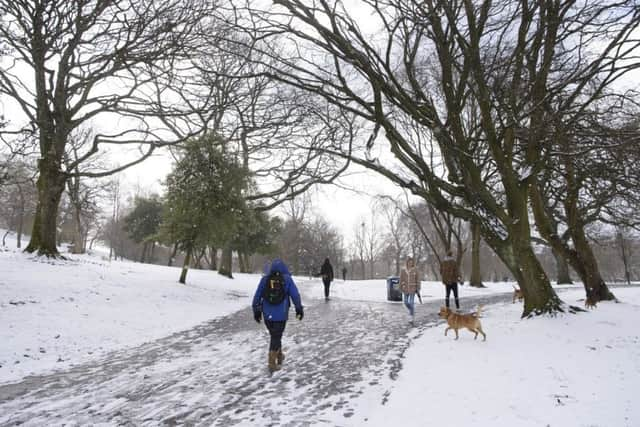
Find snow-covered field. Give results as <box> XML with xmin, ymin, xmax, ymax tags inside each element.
<box><xmin>0</xmin><ymin>233</ymin><xmax>259</xmax><ymax>384</ymax></box>
<box><xmin>358</xmin><ymin>287</ymin><xmax>640</xmax><ymax>427</ymax></box>
<box><xmin>1</xmin><ymin>230</ymin><xmax>639</xmax><ymax>426</ymax></box>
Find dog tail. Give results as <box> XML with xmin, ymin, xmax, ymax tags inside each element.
<box><xmin>475</xmin><ymin>305</ymin><xmax>484</xmax><ymax>317</ymax></box>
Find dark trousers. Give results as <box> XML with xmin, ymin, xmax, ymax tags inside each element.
<box><xmin>322</xmin><ymin>279</ymin><xmax>331</xmax><ymax>298</ymax></box>
<box><xmin>265</xmin><ymin>320</ymin><xmax>286</xmax><ymax>351</ymax></box>
<box><xmin>445</xmin><ymin>282</ymin><xmax>460</xmax><ymax>309</ymax></box>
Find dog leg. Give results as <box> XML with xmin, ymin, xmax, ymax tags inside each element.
<box><xmin>454</xmin><ymin>329</ymin><xmax>459</xmax><ymax>340</ymax></box>
<box><xmin>444</xmin><ymin>327</ymin><xmax>450</xmax><ymax>336</ymax></box>
<box><xmin>478</xmin><ymin>327</ymin><xmax>486</xmax><ymax>341</ymax></box>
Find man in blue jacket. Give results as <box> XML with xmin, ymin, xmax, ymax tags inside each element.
<box><xmin>252</xmin><ymin>259</ymin><xmax>304</xmax><ymax>372</ymax></box>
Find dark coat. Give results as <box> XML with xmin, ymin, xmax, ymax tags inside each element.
<box><xmin>320</xmin><ymin>259</ymin><xmax>334</xmax><ymax>282</ymax></box>
<box><xmin>440</xmin><ymin>256</ymin><xmax>459</xmax><ymax>285</ymax></box>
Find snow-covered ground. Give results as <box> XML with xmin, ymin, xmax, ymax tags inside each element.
<box><xmin>1</xmin><ymin>230</ymin><xmax>639</xmax><ymax>426</ymax></box>
<box><xmin>358</xmin><ymin>287</ymin><xmax>640</xmax><ymax>427</ymax></box>
<box><xmin>0</xmin><ymin>232</ymin><xmax>259</xmax><ymax>384</ymax></box>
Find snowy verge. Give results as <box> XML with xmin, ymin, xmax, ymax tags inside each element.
<box><xmin>351</xmin><ymin>288</ymin><xmax>640</xmax><ymax>427</ymax></box>
<box><xmin>0</xmin><ymin>234</ymin><xmax>261</xmax><ymax>385</ymax></box>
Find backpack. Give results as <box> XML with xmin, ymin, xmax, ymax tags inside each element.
<box><xmin>263</xmin><ymin>271</ymin><xmax>287</xmax><ymax>305</ymax></box>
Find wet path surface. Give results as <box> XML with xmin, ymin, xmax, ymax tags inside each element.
<box><xmin>0</xmin><ymin>286</ymin><xmax>512</xmax><ymax>426</ymax></box>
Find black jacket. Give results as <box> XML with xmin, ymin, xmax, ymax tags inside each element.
<box><xmin>320</xmin><ymin>260</ymin><xmax>334</xmax><ymax>282</ymax></box>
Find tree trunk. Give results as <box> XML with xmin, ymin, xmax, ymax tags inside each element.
<box><xmin>495</xmin><ymin>239</ymin><xmax>562</xmax><ymax>316</ymax></box>
<box><xmin>179</xmin><ymin>246</ymin><xmax>193</xmax><ymax>284</ymax></box>
<box><xmin>570</xmin><ymin>227</ymin><xmax>616</xmax><ymax>303</ymax></box>
<box><xmin>394</xmin><ymin>251</ymin><xmax>401</xmax><ymax>276</ymax></box>
<box><xmin>150</xmin><ymin>241</ymin><xmax>156</xmax><ymax>263</ymax></box>
<box><xmin>139</xmin><ymin>242</ymin><xmax>148</xmax><ymax>263</ymax></box>
<box><xmin>484</xmin><ymin>189</ymin><xmax>563</xmax><ymax>317</ymax></box>
<box><xmin>193</xmin><ymin>247</ymin><xmax>205</xmax><ymax>269</ymax></box>
<box><xmin>238</xmin><ymin>252</ymin><xmax>248</xmax><ymax>273</ymax></box>
<box><xmin>16</xmin><ymin>187</ymin><xmax>25</xmax><ymax>249</ymax></box>
<box><xmin>209</xmin><ymin>246</ymin><xmax>217</xmax><ymax>270</ymax></box>
<box><xmin>618</xmin><ymin>231</ymin><xmax>631</xmax><ymax>285</ymax></box>
<box><xmin>553</xmin><ymin>248</ymin><xmax>573</xmax><ymax>284</ymax></box>
<box><xmin>469</xmin><ymin>222</ymin><xmax>484</xmax><ymax>287</ymax></box>
<box><xmin>168</xmin><ymin>242</ymin><xmax>179</xmax><ymax>267</ymax></box>
<box><xmin>218</xmin><ymin>245</ymin><xmax>233</xmax><ymax>278</ymax></box>
<box><xmin>25</xmin><ymin>162</ymin><xmax>66</xmax><ymax>257</ymax></box>
<box><xmin>71</xmin><ymin>206</ymin><xmax>84</xmax><ymax>254</ymax></box>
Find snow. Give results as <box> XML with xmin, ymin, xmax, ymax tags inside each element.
<box><xmin>0</xmin><ymin>232</ymin><xmax>258</xmax><ymax>384</ymax></box>
<box><xmin>1</xmin><ymin>229</ymin><xmax>639</xmax><ymax>426</ymax></box>
<box><xmin>355</xmin><ymin>287</ymin><xmax>640</xmax><ymax>427</ymax></box>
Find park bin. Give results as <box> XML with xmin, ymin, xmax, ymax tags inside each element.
<box><xmin>386</xmin><ymin>276</ymin><xmax>402</xmax><ymax>301</ymax></box>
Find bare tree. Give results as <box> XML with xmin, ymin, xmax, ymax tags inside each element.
<box><xmin>63</xmin><ymin>128</ymin><xmax>112</xmax><ymax>254</ymax></box>
<box><xmin>0</xmin><ymin>0</ymin><xmax>216</xmax><ymax>257</ymax></box>
<box><xmin>0</xmin><ymin>158</ymin><xmax>37</xmax><ymax>247</ymax></box>
<box><xmin>220</xmin><ymin>0</ymin><xmax>640</xmax><ymax>315</ymax></box>
<box><xmin>377</xmin><ymin>198</ymin><xmax>407</xmax><ymax>276</ymax></box>
<box><xmin>616</xmin><ymin>227</ymin><xmax>635</xmax><ymax>285</ymax></box>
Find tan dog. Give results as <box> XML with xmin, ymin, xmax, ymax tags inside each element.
<box><xmin>584</xmin><ymin>296</ymin><xmax>597</xmax><ymax>309</ymax></box>
<box><xmin>512</xmin><ymin>285</ymin><xmax>524</xmax><ymax>303</ymax></box>
<box><xmin>438</xmin><ymin>306</ymin><xmax>486</xmax><ymax>341</ymax></box>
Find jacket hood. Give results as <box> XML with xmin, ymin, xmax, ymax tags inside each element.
<box><xmin>269</xmin><ymin>258</ymin><xmax>291</xmax><ymax>276</ymax></box>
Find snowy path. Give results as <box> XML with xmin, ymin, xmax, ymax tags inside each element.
<box><xmin>0</xmin><ymin>288</ymin><xmax>510</xmax><ymax>427</ymax></box>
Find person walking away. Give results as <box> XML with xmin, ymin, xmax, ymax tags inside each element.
<box><xmin>252</xmin><ymin>258</ymin><xmax>304</xmax><ymax>372</ymax></box>
<box><xmin>342</xmin><ymin>266</ymin><xmax>347</xmax><ymax>281</ymax></box>
<box><xmin>400</xmin><ymin>257</ymin><xmax>421</xmax><ymax>324</ymax></box>
<box><xmin>320</xmin><ymin>258</ymin><xmax>334</xmax><ymax>301</ymax></box>
<box><xmin>440</xmin><ymin>250</ymin><xmax>460</xmax><ymax>310</ymax></box>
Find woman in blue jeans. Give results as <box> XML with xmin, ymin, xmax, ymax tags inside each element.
<box><xmin>400</xmin><ymin>257</ymin><xmax>421</xmax><ymax>324</ymax></box>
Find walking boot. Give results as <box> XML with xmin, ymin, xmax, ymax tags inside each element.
<box><xmin>268</xmin><ymin>351</ymin><xmax>281</xmax><ymax>372</ymax></box>
<box><xmin>276</xmin><ymin>349</ymin><xmax>285</xmax><ymax>366</ymax></box>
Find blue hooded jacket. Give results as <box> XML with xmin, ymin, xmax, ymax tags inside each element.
<box><xmin>252</xmin><ymin>259</ymin><xmax>303</xmax><ymax>322</ymax></box>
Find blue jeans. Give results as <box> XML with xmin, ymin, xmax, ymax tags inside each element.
<box><xmin>403</xmin><ymin>292</ymin><xmax>415</xmax><ymax>316</ymax></box>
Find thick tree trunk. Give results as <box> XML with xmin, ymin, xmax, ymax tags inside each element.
<box><xmin>553</xmin><ymin>248</ymin><xmax>572</xmax><ymax>284</ymax></box>
<box><xmin>469</xmin><ymin>222</ymin><xmax>484</xmax><ymax>287</ymax></box>
<box><xmin>25</xmin><ymin>162</ymin><xmax>66</xmax><ymax>257</ymax></box>
<box><xmin>179</xmin><ymin>246</ymin><xmax>193</xmax><ymax>284</ymax></box>
<box><xmin>570</xmin><ymin>228</ymin><xmax>616</xmax><ymax>303</ymax></box>
<box><xmin>485</xmin><ymin>191</ymin><xmax>563</xmax><ymax>316</ymax></box>
<box><xmin>218</xmin><ymin>245</ymin><xmax>233</xmax><ymax>278</ymax></box>
<box><xmin>496</xmin><ymin>239</ymin><xmax>562</xmax><ymax>316</ymax></box>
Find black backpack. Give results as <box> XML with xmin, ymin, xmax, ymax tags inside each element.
<box><xmin>263</xmin><ymin>271</ymin><xmax>286</xmax><ymax>305</ymax></box>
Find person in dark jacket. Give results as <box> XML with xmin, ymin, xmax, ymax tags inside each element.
<box><xmin>440</xmin><ymin>250</ymin><xmax>460</xmax><ymax>310</ymax></box>
<box><xmin>252</xmin><ymin>259</ymin><xmax>304</xmax><ymax>372</ymax></box>
<box><xmin>320</xmin><ymin>258</ymin><xmax>334</xmax><ymax>301</ymax></box>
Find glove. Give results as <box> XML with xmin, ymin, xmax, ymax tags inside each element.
<box><xmin>296</xmin><ymin>308</ymin><xmax>304</xmax><ymax>321</ymax></box>
<box><xmin>253</xmin><ymin>310</ymin><xmax>262</xmax><ymax>323</ymax></box>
